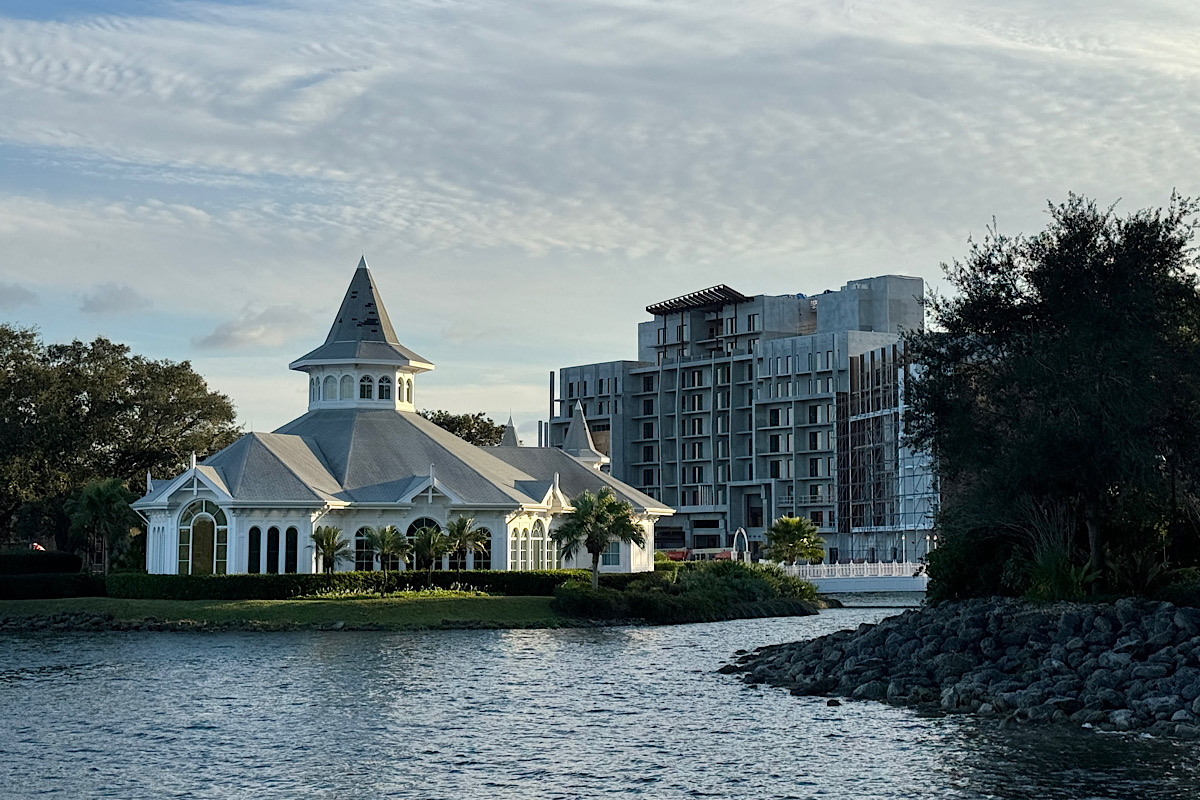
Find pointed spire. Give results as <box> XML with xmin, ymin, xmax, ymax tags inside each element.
<box><xmin>561</xmin><ymin>402</ymin><xmax>609</xmax><ymax>469</ymax></box>
<box><xmin>499</xmin><ymin>416</ymin><xmax>519</xmax><ymax>447</ymax></box>
<box><xmin>289</xmin><ymin>257</ymin><xmax>433</xmax><ymax>373</ymax></box>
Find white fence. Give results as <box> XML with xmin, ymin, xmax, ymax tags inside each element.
<box><xmin>775</xmin><ymin>561</ymin><xmax>928</xmax><ymax>593</ymax></box>
<box><xmin>780</xmin><ymin>561</ymin><xmax>925</xmax><ymax>579</ymax></box>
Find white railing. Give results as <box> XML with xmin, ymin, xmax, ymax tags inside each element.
<box><xmin>778</xmin><ymin>561</ymin><xmax>926</xmax><ymax>579</ymax></box>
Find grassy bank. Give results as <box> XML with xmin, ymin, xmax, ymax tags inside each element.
<box><xmin>0</xmin><ymin>594</ymin><xmax>565</xmax><ymax>630</ymax></box>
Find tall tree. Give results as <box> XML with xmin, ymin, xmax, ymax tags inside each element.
<box><xmin>551</xmin><ymin>487</ymin><xmax>646</xmax><ymax>589</ymax></box>
<box><xmin>311</xmin><ymin>525</ymin><xmax>352</xmax><ymax>574</ymax></box>
<box><xmin>0</xmin><ymin>326</ymin><xmax>240</xmax><ymax>541</ymax></box>
<box><xmin>444</xmin><ymin>515</ymin><xmax>489</xmax><ymax>570</ymax></box>
<box><xmin>418</xmin><ymin>410</ymin><xmax>506</xmax><ymax>446</ymax></box>
<box><xmin>906</xmin><ymin>194</ymin><xmax>1200</xmax><ymax>582</ymax></box>
<box><xmin>763</xmin><ymin>516</ymin><xmax>825</xmax><ymax>566</ymax></box>
<box><xmin>64</xmin><ymin>478</ymin><xmax>141</xmax><ymax>573</ymax></box>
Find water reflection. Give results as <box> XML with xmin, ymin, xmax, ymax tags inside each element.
<box><xmin>1</xmin><ymin>611</ymin><xmax>1198</xmax><ymax>799</ymax></box>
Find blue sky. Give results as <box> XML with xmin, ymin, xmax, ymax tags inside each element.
<box><xmin>2</xmin><ymin>0</ymin><xmax>1199</xmax><ymax>437</ymax></box>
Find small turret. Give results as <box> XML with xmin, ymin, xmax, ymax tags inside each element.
<box><xmin>561</xmin><ymin>402</ymin><xmax>608</xmax><ymax>470</ymax></box>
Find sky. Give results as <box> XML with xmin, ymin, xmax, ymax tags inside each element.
<box><xmin>1</xmin><ymin>0</ymin><xmax>1198</xmax><ymax>439</ymax></box>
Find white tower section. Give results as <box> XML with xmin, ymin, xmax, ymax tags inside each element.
<box><xmin>289</xmin><ymin>257</ymin><xmax>434</xmax><ymax>412</ymax></box>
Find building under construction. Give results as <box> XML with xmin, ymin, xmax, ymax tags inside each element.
<box><xmin>834</xmin><ymin>343</ymin><xmax>937</xmax><ymax>562</ymax></box>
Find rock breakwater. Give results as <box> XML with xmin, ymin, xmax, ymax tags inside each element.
<box><xmin>730</xmin><ymin>597</ymin><xmax>1200</xmax><ymax>738</ymax></box>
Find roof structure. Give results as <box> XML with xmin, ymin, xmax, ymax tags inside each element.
<box><xmin>289</xmin><ymin>257</ymin><xmax>434</xmax><ymax>371</ymax></box>
<box><xmin>136</xmin><ymin>409</ymin><xmax>665</xmax><ymax>513</ymax></box>
<box><xmin>499</xmin><ymin>417</ymin><xmax>519</xmax><ymax>447</ymax></box>
<box><xmin>561</xmin><ymin>403</ymin><xmax>608</xmax><ymax>468</ymax></box>
<box><xmin>645</xmin><ymin>284</ymin><xmax>752</xmax><ymax>316</ymax></box>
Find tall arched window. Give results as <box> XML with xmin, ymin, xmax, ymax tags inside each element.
<box><xmin>339</xmin><ymin>375</ymin><xmax>353</xmax><ymax>400</ymax></box>
<box><xmin>473</xmin><ymin>529</ymin><xmax>491</xmax><ymax>570</ymax></box>
<box><xmin>309</xmin><ymin>378</ymin><xmax>317</xmax><ymax>403</ymax></box>
<box><xmin>177</xmin><ymin>500</ymin><xmax>227</xmax><ymax>576</ymax></box>
<box><xmin>284</xmin><ymin>527</ymin><xmax>298</xmax><ymax>574</ymax></box>
<box><xmin>355</xmin><ymin>528</ymin><xmax>375</xmax><ymax>571</ymax></box>
<box><xmin>378</xmin><ymin>376</ymin><xmax>392</xmax><ymax>400</ymax></box>
<box><xmin>266</xmin><ymin>526</ymin><xmax>280</xmax><ymax>574</ymax></box>
<box><xmin>322</xmin><ymin>376</ymin><xmax>337</xmax><ymax>401</ymax></box>
<box><xmin>359</xmin><ymin>376</ymin><xmax>374</xmax><ymax>400</ymax></box>
<box><xmin>406</xmin><ymin>518</ymin><xmax>441</xmax><ymax>571</ymax></box>
<box><xmin>509</xmin><ymin>529</ymin><xmax>518</xmax><ymax>572</ymax></box>
<box><xmin>531</xmin><ymin>521</ymin><xmax>545</xmax><ymax>570</ymax></box>
<box><xmin>520</xmin><ymin>528</ymin><xmax>530</xmax><ymax>571</ymax></box>
<box><xmin>248</xmin><ymin>526</ymin><xmax>261</xmax><ymax>573</ymax></box>
<box><xmin>405</xmin><ymin>379</ymin><xmax>413</xmax><ymax>403</ymax></box>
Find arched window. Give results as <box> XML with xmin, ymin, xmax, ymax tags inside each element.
<box><xmin>509</xmin><ymin>528</ymin><xmax>518</xmax><ymax>572</ymax></box>
<box><xmin>177</xmin><ymin>500</ymin><xmax>228</xmax><ymax>576</ymax></box>
<box><xmin>355</xmin><ymin>527</ymin><xmax>375</xmax><ymax>571</ymax></box>
<box><xmin>405</xmin><ymin>379</ymin><xmax>413</xmax><ymax>403</ymax></box>
<box><xmin>339</xmin><ymin>375</ymin><xmax>353</xmax><ymax>400</ymax></box>
<box><xmin>284</xmin><ymin>527</ymin><xmax>298</xmax><ymax>574</ymax></box>
<box><xmin>309</xmin><ymin>378</ymin><xmax>317</xmax><ymax>403</ymax></box>
<box><xmin>406</xmin><ymin>518</ymin><xmax>440</xmax><ymax>571</ymax></box>
<box><xmin>378</xmin><ymin>376</ymin><xmax>392</xmax><ymax>400</ymax></box>
<box><xmin>322</xmin><ymin>376</ymin><xmax>337</xmax><ymax>401</ymax></box>
<box><xmin>248</xmin><ymin>526</ymin><xmax>261</xmax><ymax>573</ymax></box>
<box><xmin>266</xmin><ymin>526</ymin><xmax>280</xmax><ymax>574</ymax></box>
<box><xmin>359</xmin><ymin>376</ymin><xmax>373</xmax><ymax>400</ymax></box>
<box><xmin>473</xmin><ymin>529</ymin><xmax>491</xmax><ymax>570</ymax></box>
<box><xmin>531</xmin><ymin>521</ymin><xmax>545</xmax><ymax>570</ymax></box>
<box><xmin>519</xmin><ymin>528</ymin><xmax>530</xmax><ymax>571</ymax></box>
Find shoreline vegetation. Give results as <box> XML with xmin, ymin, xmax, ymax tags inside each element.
<box><xmin>0</xmin><ymin>561</ymin><xmax>838</xmax><ymax>632</ymax></box>
<box><xmin>730</xmin><ymin>597</ymin><xmax>1200</xmax><ymax>740</ymax></box>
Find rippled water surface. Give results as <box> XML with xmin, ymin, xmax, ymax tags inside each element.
<box><xmin>3</xmin><ymin>609</ymin><xmax>1200</xmax><ymax>799</ymax></box>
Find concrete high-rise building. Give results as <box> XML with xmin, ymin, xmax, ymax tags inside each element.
<box><xmin>547</xmin><ymin>275</ymin><xmax>937</xmax><ymax>562</ymax></box>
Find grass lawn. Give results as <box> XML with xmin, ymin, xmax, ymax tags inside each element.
<box><xmin>0</xmin><ymin>594</ymin><xmax>566</xmax><ymax>630</ymax></box>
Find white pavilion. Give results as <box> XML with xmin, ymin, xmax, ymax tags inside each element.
<box><xmin>133</xmin><ymin>258</ymin><xmax>672</xmax><ymax>575</ymax></box>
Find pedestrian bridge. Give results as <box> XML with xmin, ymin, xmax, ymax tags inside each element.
<box><xmin>778</xmin><ymin>561</ymin><xmax>928</xmax><ymax>593</ymax></box>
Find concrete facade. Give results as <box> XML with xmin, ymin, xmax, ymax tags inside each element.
<box><xmin>548</xmin><ymin>275</ymin><xmax>937</xmax><ymax>562</ymax></box>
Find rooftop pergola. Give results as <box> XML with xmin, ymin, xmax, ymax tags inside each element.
<box><xmin>645</xmin><ymin>285</ymin><xmax>751</xmax><ymax>316</ymax></box>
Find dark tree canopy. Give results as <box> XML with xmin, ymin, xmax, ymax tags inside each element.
<box><xmin>906</xmin><ymin>194</ymin><xmax>1200</xmax><ymax>594</ymax></box>
<box><xmin>0</xmin><ymin>325</ymin><xmax>240</xmax><ymax>541</ymax></box>
<box><xmin>418</xmin><ymin>409</ymin><xmax>506</xmax><ymax>446</ymax></box>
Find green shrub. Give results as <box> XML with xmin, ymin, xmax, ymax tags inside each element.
<box><xmin>0</xmin><ymin>573</ymin><xmax>107</xmax><ymax>600</ymax></box>
<box><xmin>551</xmin><ymin>579</ymin><xmax>627</xmax><ymax>619</ymax></box>
<box><xmin>0</xmin><ymin>550</ymin><xmax>83</xmax><ymax>575</ymax></box>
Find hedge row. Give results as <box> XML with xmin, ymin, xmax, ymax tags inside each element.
<box><xmin>0</xmin><ymin>573</ymin><xmax>107</xmax><ymax>600</ymax></box>
<box><xmin>0</xmin><ymin>551</ymin><xmax>84</xmax><ymax>575</ymax></box>
<box><xmin>102</xmin><ymin>569</ymin><xmax>655</xmax><ymax>600</ymax></box>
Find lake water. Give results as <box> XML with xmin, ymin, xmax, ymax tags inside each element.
<box><xmin>3</xmin><ymin>608</ymin><xmax>1200</xmax><ymax>799</ymax></box>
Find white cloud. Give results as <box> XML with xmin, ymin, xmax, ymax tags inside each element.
<box><xmin>0</xmin><ymin>0</ymin><xmax>1198</xmax><ymax>426</ymax></box>
<box><xmin>193</xmin><ymin>305</ymin><xmax>315</xmax><ymax>350</ymax></box>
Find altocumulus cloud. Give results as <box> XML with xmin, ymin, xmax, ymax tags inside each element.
<box><xmin>79</xmin><ymin>282</ymin><xmax>149</xmax><ymax>314</ymax></box>
<box><xmin>194</xmin><ymin>305</ymin><xmax>315</xmax><ymax>351</ymax></box>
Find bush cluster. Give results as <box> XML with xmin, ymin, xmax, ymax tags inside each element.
<box><xmin>0</xmin><ymin>550</ymin><xmax>84</xmax><ymax>575</ymax></box>
<box><xmin>1</xmin><ymin>573</ymin><xmax>107</xmax><ymax>600</ymax></box>
<box><xmin>551</xmin><ymin>561</ymin><xmax>818</xmax><ymax>624</ymax></box>
<box><xmin>104</xmin><ymin>569</ymin><xmax>647</xmax><ymax>600</ymax></box>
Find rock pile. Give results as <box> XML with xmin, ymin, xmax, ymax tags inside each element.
<box><xmin>730</xmin><ymin>597</ymin><xmax>1200</xmax><ymax>738</ymax></box>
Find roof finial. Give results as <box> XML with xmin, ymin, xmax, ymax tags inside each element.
<box><xmin>190</xmin><ymin>451</ymin><xmax>197</xmax><ymax>470</ymax></box>
<box><xmin>146</xmin><ymin>470</ymin><xmax>153</xmax><ymax>494</ymax></box>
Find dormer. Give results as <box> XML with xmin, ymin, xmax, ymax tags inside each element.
<box><xmin>289</xmin><ymin>257</ymin><xmax>433</xmax><ymax>412</ymax></box>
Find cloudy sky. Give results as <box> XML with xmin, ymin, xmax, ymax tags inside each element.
<box><xmin>2</xmin><ymin>0</ymin><xmax>1198</xmax><ymax>437</ymax></box>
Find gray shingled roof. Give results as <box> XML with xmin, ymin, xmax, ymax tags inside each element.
<box><xmin>138</xmin><ymin>407</ymin><xmax>670</xmax><ymax>514</ymax></box>
<box><xmin>562</xmin><ymin>402</ymin><xmax>607</xmax><ymax>462</ymax></box>
<box><xmin>289</xmin><ymin>258</ymin><xmax>432</xmax><ymax>369</ymax></box>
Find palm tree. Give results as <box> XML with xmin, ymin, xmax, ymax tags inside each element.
<box><xmin>444</xmin><ymin>515</ymin><xmax>489</xmax><ymax>570</ymax></box>
<box><xmin>413</xmin><ymin>525</ymin><xmax>452</xmax><ymax>587</ymax></box>
<box><xmin>365</xmin><ymin>525</ymin><xmax>413</xmax><ymax>596</ymax></box>
<box><xmin>311</xmin><ymin>525</ymin><xmax>352</xmax><ymax>574</ymax></box>
<box><xmin>763</xmin><ymin>516</ymin><xmax>825</xmax><ymax>566</ymax></box>
<box><xmin>65</xmin><ymin>478</ymin><xmax>140</xmax><ymax>574</ymax></box>
<box><xmin>551</xmin><ymin>487</ymin><xmax>645</xmax><ymax>589</ymax></box>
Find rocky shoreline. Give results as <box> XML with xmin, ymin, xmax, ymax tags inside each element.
<box><xmin>729</xmin><ymin>597</ymin><xmax>1200</xmax><ymax>739</ymax></box>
